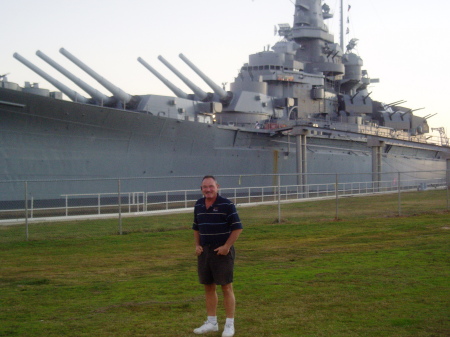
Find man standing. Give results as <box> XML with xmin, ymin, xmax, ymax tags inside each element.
<box><xmin>193</xmin><ymin>175</ymin><xmax>243</xmax><ymax>337</ymax></box>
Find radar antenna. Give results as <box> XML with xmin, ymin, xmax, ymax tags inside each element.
<box><xmin>346</xmin><ymin>38</ymin><xmax>359</xmax><ymax>52</ymax></box>
<box><xmin>277</xmin><ymin>23</ymin><xmax>292</xmax><ymax>39</ymax></box>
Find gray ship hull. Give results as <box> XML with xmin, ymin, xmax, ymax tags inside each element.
<box><xmin>0</xmin><ymin>87</ymin><xmax>446</xmax><ymax>201</ymax></box>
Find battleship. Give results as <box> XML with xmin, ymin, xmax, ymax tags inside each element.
<box><xmin>1</xmin><ymin>0</ymin><xmax>449</xmax><ymax>202</ymax></box>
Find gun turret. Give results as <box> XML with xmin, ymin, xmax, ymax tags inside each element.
<box><xmin>137</xmin><ymin>57</ymin><xmax>189</xmax><ymax>99</ymax></box>
<box><xmin>13</xmin><ymin>52</ymin><xmax>89</xmax><ymax>103</ymax></box>
<box><xmin>36</xmin><ymin>50</ymin><xmax>114</xmax><ymax>106</ymax></box>
<box><xmin>157</xmin><ymin>55</ymin><xmax>209</xmax><ymax>101</ymax></box>
<box><xmin>60</xmin><ymin>48</ymin><xmax>132</xmax><ymax>104</ymax></box>
<box><xmin>179</xmin><ymin>53</ymin><xmax>230</xmax><ymax>102</ymax></box>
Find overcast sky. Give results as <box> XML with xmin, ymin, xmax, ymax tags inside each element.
<box><xmin>2</xmin><ymin>0</ymin><xmax>449</xmax><ymax>136</ymax></box>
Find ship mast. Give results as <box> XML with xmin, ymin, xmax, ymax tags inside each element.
<box><xmin>340</xmin><ymin>0</ymin><xmax>344</xmax><ymax>50</ymax></box>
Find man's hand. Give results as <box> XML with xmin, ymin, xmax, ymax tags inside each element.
<box><xmin>214</xmin><ymin>245</ymin><xmax>230</xmax><ymax>255</ymax></box>
<box><xmin>195</xmin><ymin>245</ymin><xmax>203</xmax><ymax>256</ymax></box>
<box><xmin>214</xmin><ymin>229</ymin><xmax>242</xmax><ymax>255</ymax></box>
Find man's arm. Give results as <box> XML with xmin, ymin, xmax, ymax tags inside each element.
<box><xmin>194</xmin><ymin>230</ymin><xmax>203</xmax><ymax>256</ymax></box>
<box><xmin>215</xmin><ymin>229</ymin><xmax>243</xmax><ymax>255</ymax></box>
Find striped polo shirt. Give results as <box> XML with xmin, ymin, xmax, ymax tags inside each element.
<box><xmin>192</xmin><ymin>195</ymin><xmax>243</xmax><ymax>246</ymax></box>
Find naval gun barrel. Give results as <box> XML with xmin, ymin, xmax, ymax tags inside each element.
<box><xmin>60</xmin><ymin>48</ymin><xmax>132</xmax><ymax>104</ymax></box>
<box><xmin>137</xmin><ymin>57</ymin><xmax>189</xmax><ymax>99</ymax></box>
<box><xmin>13</xmin><ymin>52</ymin><xmax>89</xmax><ymax>103</ymax></box>
<box><xmin>36</xmin><ymin>50</ymin><xmax>113</xmax><ymax>105</ymax></box>
<box><xmin>179</xmin><ymin>53</ymin><xmax>229</xmax><ymax>101</ymax></box>
<box><xmin>158</xmin><ymin>55</ymin><xmax>208</xmax><ymax>101</ymax></box>
<box><xmin>386</xmin><ymin>100</ymin><xmax>407</xmax><ymax>107</ymax></box>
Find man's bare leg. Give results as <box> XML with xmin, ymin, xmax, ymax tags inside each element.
<box><xmin>221</xmin><ymin>283</ymin><xmax>235</xmax><ymax>318</ymax></box>
<box><xmin>204</xmin><ymin>284</ymin><xmax>218</xmax><ymax>316</ymax></box>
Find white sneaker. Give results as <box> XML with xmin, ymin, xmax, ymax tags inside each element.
<box><xmin>193</xmin><ymin>321</ymin><xmax>219</xmax><ymax>334</ymax></box>
<box><xmin>222</xmin><ymin>323</ymin><xmax>235</xmax><ymax>337</ymax></box>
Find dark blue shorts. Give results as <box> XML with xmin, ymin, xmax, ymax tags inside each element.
<box><xmin>197</xmin><ymin>245</ymin><xmax>235</xmax><ymax>285</ymax></box>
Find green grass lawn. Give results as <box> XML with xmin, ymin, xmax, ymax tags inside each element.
<box><xmin>1</xmin><ymin>191</ymin><xmax>449</xmax><ymax>336</ymax></box>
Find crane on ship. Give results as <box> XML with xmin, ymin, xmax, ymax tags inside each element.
<box><xmin>432</xmin><ymin>127</ymin><xmax>449</xmax><ymax>147</ymax></box>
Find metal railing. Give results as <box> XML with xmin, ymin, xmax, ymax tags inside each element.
<box><xmin>1</xmin><ymin>172</ymin><xmax>447</xmax><ymax>224</ymax></box>
<box><xmin>0</xmin><ymin>170</ymin><xmax>448</xmax><ymax>242</ymax></box>
<box><xmin>294</xmin><ymin>118</ymin><xmax>448</xmax><ymax>146</ymax></box>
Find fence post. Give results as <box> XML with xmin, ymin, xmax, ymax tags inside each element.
<box><xmin>166</xmin><ymin>191</ymin><xmax>169</xmax><ymax>210</ymax></box>
<box><xmin>25</xmin><ymin>181</ymin><xmax>29</xmax><ymax>241</ymax></box>
<box><xmin>447</xmin><ymin>169</ymin><xmax>449</xmax><ymax>211</ymax></box>
<box><xmin>118</xmin><ymin>179</ymin><xmax>122</xmax><ymax>235</ymax></box>
<box><xmin>145</xmin><ymin>192</ymin><xmax>148</xmax><ymax>212</ymax></box>
<box><xmin>335</xmin><ymin>173</ymin><xmax>339</xmax><ymax>220</ymax></box>
<box><xmin>30</xmin><ymin>197</ymin><xmax>34</xmax><ymax>219</ymax></box>
<box><xmin>278</xmin><ymin>174</ymin><xmax>281</xmax><ymax>223</ymax></box>
<box><xmin>397</xmin><ymin>172</ymin><xmax>402</xmax><ymax>216</ymax></box>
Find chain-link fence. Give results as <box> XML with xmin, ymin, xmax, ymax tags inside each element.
<box><xmin>1</xmin><ymin>169</ymin><xmax>448</xmax><ymax>242</ymax></box>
